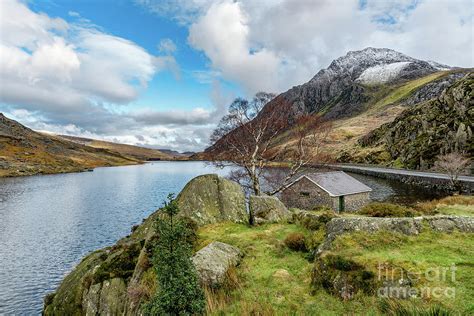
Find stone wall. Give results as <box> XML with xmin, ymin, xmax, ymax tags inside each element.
<box><xmin>281</xmin><ymin>177</ymin><xmax>333</xmax><ymax>210</ymax></box>
<box><xmin>341</xmin><ymin>192</ymin><xmax>371</xmax><ymax>212</ymax></box>
<box><xmin>319</xmin><ymin>216</ymin><xmax>474</xmax><ymax>252</ymax></box>
<box><xmin>281</xmin><ymin>177</ymin><xmax>370</xmax><ymax>212</ymax></box>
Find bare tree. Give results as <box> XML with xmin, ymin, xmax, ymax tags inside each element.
<box><xmin>209</xmin><ymin>92</ymin><xmax>332</xmax><ymax>198</ymax></box>
<box><xmin>432</xmin><ymin>152</ymin><xmax>471</xmax><ymax>191</ymax></box>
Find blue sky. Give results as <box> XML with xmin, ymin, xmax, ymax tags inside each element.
<box><xmin>0</xmin><ymin>0</ymin><xmax>472</xmax><ymax>151</ymax></box>
<box><xmin>29</xmin><ymin>0</ymin><xmax>237</xmax><ymax>112</ymax></box>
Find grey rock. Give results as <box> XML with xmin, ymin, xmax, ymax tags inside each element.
<box><xmin>192</xmin><ymin>241</ymin><xmax>243</xmax><ymax>287</ymax></box>
<box><xmin>83</xmin><ymin>283</ymin><xmax>101</xmax><ymax>316</ymax></box>
<box><xmin>250</xmin><ymin>195</ymin><xmax>291</xmax><ymax>224</ymax></box>
<box><xmin>425</xmin><ymin>216</ymin><xmax>474</xmax><ymax>233</ymax></box>
<box><xmin>176</xmin><ymin>174</ymin><xmax>248</xmax><ymax>225</ymax></box>
<box><xmin>319</xmin><ymin>216</ymin><xmax>474</xmax><ymax>252</ymax></box>
<box><xmin>98</xmin><ymin>278</ymin><xmax>127</xmax><ymax>316</ymax></box>
<box><xmin>403</xmin><ymin>72</ymin><xmax>465</xmax><ymax>106</ymax></box>
<box><xmin>283</xmin><ymin>47</ymin><xmax>439</xmax><ymax>120</ymax></box>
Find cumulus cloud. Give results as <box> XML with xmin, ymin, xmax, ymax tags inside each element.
<box><xmin>0</xmin><ymin>0</ymin><xmax>218</xmax><ymax>151</ymax></box>
<box><xmin>140</xmin><ymin>0</ymin><xmax>473</xmax><ymax>95</ymax></box>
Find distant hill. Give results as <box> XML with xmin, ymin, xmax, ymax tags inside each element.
<box><xmin>59</xmin><ymin>135</ymin><xmax>178</xmax><ymax>161</ymax></box>
<box><xmin>0</xmin><ymin>114</ymin><xmax>140</xmax><ymax>177</ymax></box>
<box><xmin>204</xmin><ymin>47</ymin><xmax>472</xmax><ymax>170</ymax></box>
<box><xmin>157</xmin><ymin>148</ymin><xmax>195</xmax><ymax>158</ymax></box>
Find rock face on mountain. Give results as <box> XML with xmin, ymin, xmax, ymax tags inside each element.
<box><xmin>358</xmin><ymin>73</ymin><xmax>473</xmax><ymax>168</ymax></box>
<box><xmin>283</xmin><ymin>47</ymin><xmax>440</xmax><ymax>118</ymax></box>
<box><xmin>176</xmin><ymin>174</ymin><xmax>248</xmax><ymax>225</ymax></box>
<box><xmin>203</xmin><ymin>47</ymin><xmax>466</xmax><ymax>163</ymax></box>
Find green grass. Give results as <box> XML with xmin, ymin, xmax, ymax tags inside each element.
<box><xmin>197</xmin><ymin>220</ymin><xmax>474</xmax><ymax>315</ymax></box>
<box><xmin>436</xmin><ymin>205</ymin><xmax>474</xmax><ymax>216</ymax></box>
<box><xmin>371</xmin><ymin>71</ymin><xmax>448</xmax><ymax>110</ymax></box>
<box><xmin>331</xmin><ymin>229</ymin><xmax>474</xmax><ymax>314</ymax></box>
<box><xmin>198</xmin><ymin>223</ymin><xmax>380</xmax><ymax>315</ymax></box>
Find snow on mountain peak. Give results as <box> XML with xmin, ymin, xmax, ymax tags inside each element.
<box><xmin>356</xmin><ymin>61</ymin><xmax>412</xmax><ymax>84</ymax></box>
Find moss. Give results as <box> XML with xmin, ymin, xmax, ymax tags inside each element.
<box><xmin>44</xmin><ymin>249</ymin><xmax>108</xmax><ymax>315</ymax></box>
<box><xmin>92</xmin><ymin>242</ymin><xmax>142</xmax><ymax>284</ymax></box>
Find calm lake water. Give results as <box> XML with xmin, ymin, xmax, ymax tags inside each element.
<box><xmin>0</xmin><ymin>162</ymin><xmax>443</xmax><ymax>315</ymax></box>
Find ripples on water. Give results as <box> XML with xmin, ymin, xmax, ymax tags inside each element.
<box><xmin>0</xmin><ymin>162</ymin><xmax>444</xmax><ymax>314</ymax></box>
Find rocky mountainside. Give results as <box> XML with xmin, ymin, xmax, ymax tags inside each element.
<box><xmin>0</xmin><ymin>114</ymin><xmax>140</xmax><ymax>177</ymax></box>
<box><xmin>204</xmin><ymin>47</ymin><xmax>471</xmax><ymax>169</ymax></box>
<box><xmin>284</xmin><ymin>47</ymin><xmax>444</xmax><ymax>118</ymax></box>
<box><xmin>347</xmin><ymin>73</ymin><xmax>473</xmax><ymax>168</ymax></box>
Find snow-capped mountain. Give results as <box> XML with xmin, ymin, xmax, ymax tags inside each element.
<box><xmin>203</xmin><ymin>47</ymin><xmax>469</xmax><ymax>162</ymax></box>
<box><xmin>282</xmin><ymin>47</ymin><xmax>445</xmax><ymax>118</ymax></box>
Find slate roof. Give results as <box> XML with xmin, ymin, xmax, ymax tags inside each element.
<box><xmin>288</xmin><ymin>171</ymin><xmax>372</xmax><ymax>197</ymax></box>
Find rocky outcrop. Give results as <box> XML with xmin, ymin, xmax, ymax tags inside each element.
<box><xmin>176</xmin><ymin>174</ymin><xmax>248</xmax><ymax>225</ymax></box>
<box><xmin>250</xmin><ymin>195</ymin><xmax>291</xmax><ymax>224</ymax></box>
<box><xmin>44</xmin><ymin>174</ymin><xmax>248</xmax><ymax>315</ymax></box>
<box><xmin>192</xmin><ymin>242</ymin><xmax>243</xmax><ymax>287</ymax></box>
<box><xmin>402</xmin><ymin>72</ymin><xmax>466</xmax><ymax>106</ymax></box>
<box><xmin>359</xmin><ymin>72</ymin><xmax>473</xmax><ymax>169</ymax></box>
<box><xmin>43</xmin><ymin>210</ymin><xmax>158</xmax><ymax>316</ymax></box>
<box><xmin>319</xmin><ymin>216</ymin><xmax>474</xmax><ymax>252</ymax></box>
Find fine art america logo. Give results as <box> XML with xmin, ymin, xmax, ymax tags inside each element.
<box><xmin>377</xmin><ymin>263</ymin><xmax>457</xmax><ymax>299</ymax></box>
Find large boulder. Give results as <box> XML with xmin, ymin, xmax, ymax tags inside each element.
<box><xmin>176</xmin><ymin>174</ymin><xmax>248</xmax><ymax>225</ymax></box>
<box><xmin>250</xmin><ymin>195</ymin><xmax>291</xmax><ymax>224</ymax></box>
<box><xmin>192</xmin><ymin>242</ymin><xmax>243</xmax><ymax>287</ymax></box>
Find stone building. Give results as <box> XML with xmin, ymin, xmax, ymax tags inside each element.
<box><xmin>280</xmin><ymin>171</ymin><xmax>372</xmax><ymax>212</ymax></box>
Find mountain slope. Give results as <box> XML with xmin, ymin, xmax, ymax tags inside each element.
<box><xmin>0</xmin><ymin>114</ymin><xmax>140</xmax><ymax>177</ymax></box>
<box><xmin>204</xmin><ymin>47</ymin><xmax>471</xmax><ymax>169</ymax></box>
<box><xmin>345</xmin><ymin>73</ymin><xmax>473</xmax><ymax>168</ymax></box>
<box><xmin>58</xmin><ymin>135</ymin><xmax>177</xmax><ymax>161</ymax></box>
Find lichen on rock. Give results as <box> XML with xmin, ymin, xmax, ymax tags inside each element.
<box><xmin>192</xmin><ymin>241</ymin><xmax>243</xmax><ymax>288</ymax></box>
<box><xmin>250</xmin><ymin>195</ymin><xmax>291</xmax><ymax>224</ymax></box>
<box><xmin>176</xmin><ymin>174</ymin><xmax>248</xmax><ymax>225</ymax></box>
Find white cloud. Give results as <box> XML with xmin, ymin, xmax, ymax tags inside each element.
<box><xmin>188</xmin><ymin>1</ymin><xmax>281</xmax><ymax>95</ymax></box>
<box><xmin>0</xmin><ymin>0</ymin><xmax>215</xmax><ymax>151</ymax></box>
<box><xmin>158</xmin><ymin>38</ymin><xmax>177</xmax><ymax>53</ymax></box>
<box><xmin>167</xmin><ymin>0</ymin><xmax>473</xmax><ymax>95</ymax></box>
<box><xmin>68</xmin><ymin>11</ymin><xmax>80</xmax><ymax>17</ymax></box>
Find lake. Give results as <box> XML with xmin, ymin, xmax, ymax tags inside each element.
<box><xmin>0</xmin><ymin>161</ymin><xmax>443</xmax><ymax>314</ymax></box>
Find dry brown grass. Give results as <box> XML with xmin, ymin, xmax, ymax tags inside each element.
<box><xmin>204</xmin><ymin>266</ymin><xmax>242</xmax><ymax>315</ymax></box>
<box><xmin>415</xmin><ymin>195</ymin><xmax>474</xmax><ymax>214</ymax></box>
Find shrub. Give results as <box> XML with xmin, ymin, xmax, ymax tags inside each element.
<box><xmin>300</xmin><ymin>211</ymin><xmax>336</xmax><ymax>230</ymax></box>
<box><xmin>359</xmin><ymin>202</ymin><xmax>418</xmax><ymax>217</ymax></box>
<box><xmin>304</xmin><ymin>228</ymin><xmax>326</xmax><ymax>261</ymax></box>
<box><xmin>284</xmin><ymin>232</ymin><xmax>307</xmax><ymax>252</ymax></box>
<box><xmin>144</xmin><ymin>194</ymin><xmax>205</xmax><ymax>315</ymax></box>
